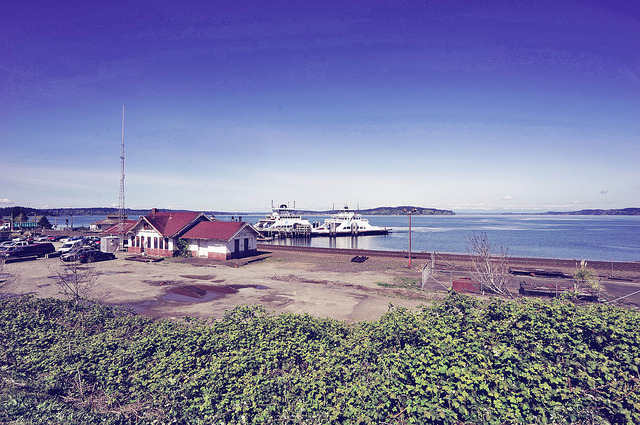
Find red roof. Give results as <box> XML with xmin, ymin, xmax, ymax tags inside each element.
<box><xmin>181</xmin><ymin>221</ymin><xmax>255</xmax><ymax>241</ymax></box>
<box><xmin>143</xmin><ymin>211</ymin><xmax>209</xmax><ymax>237</ymax></box>
<box><xmin>101</xmin><ymin>220</ymin><xmax>138</xmax><ymax>235</ymax></box>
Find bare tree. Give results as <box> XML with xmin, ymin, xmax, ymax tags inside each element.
<box><xmin>466</xmin><ymin>231</ymin><xmax>514</xmax><ymax>297</ymax></box>
<box><xmin>53</xmin><ymin>260</ymin><xmax>99</xmax><ymax>304</ymax></box>
<box><xmin>573</xmin><ymin>260</ymin><xmax>600</xmax><ymax>297</ymax></box>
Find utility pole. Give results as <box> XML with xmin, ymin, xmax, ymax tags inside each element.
<box><xmin>118</xmin><ymin>105</ymin><xmax>126</xmax><ymax>250</ymax></box>
<box><xmin>404</xmin><ymin>208</ymin><xmax>417</xmax><ymax>268</ymax></box>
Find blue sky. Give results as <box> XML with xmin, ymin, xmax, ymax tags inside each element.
<box><xmin>1</xmin><ymin>0</ymin><xmax>638</xmax><ymax>213</ymax></box>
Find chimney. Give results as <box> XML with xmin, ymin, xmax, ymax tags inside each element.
<box><xmin>151</xmin><ymin>208</ymin><xmax>158</xmax><ymax>216</ymax></box>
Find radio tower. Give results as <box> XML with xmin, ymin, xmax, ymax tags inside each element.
<box><xmin>118</xmin><ymin>105</ymin><xmax>126</xmax><ymax>249</ymax></box>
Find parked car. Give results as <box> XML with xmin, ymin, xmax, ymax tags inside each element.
<box><xmin>0</xmin><ymin>240</ymin><xmax>30</xmax><ymax>251</ymax></box>
<box><xmin>86</xmin><ymin>236</ymin><xmax>101</xmax><ymax>248</ymax></box>
<box><xmin>58</xmin><ymin>239</ymin><xmax>84</xmax><ymax>254</ymax></box>
<box><xmin>77</xmin><ymin>249</ymin><xmax>115</xmax><ymax>263</ymax></box>
<box><xmin>1</xmin><ymin>240</ymin><xmax>29</xmax><ymax>248</ymax></box>
<box><xmin>60</xmin><ymin>247</ymin><xmax>95</xmax><ymax>262</ymax></box>
<box><xmin>1</xmin><ymin>243</ymin><xmax>55</xmax><ymax>258</ymax></box>
<box><xmin>60</xmin><ymin>236</ymin><xmax>79</xmax><ymax>243</ymax></box>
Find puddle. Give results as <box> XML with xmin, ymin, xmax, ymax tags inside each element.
<box><xmin>179</xmin><ymin>274</ymin><xmax>216</xmax><ymax>280</ymax></box>
<box><xmin>162</xmin><ymin>284</ymin><xmax>268</xmax><ymax>303</ymax></box>
<box><xmin>112</xmin><ymin>284</ymin><xmax>271</xmax><ymax>317</ymax></box>
<box><xmin>143</xmin><ymin>279</ymin><xmax>186</xmax><ymax>287</ymax></box>
<box><xmin>101</xmin><ymin>271</ymin><xmax>133</xmax><ymax>276</ymax></box>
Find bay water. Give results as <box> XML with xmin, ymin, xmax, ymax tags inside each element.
<box><xmin>50</xmin><ymin>214</ymin><xmax>640</xmax><ymax>262</ymax></box>
<box><xmin>249</xmin><ymin>214</ymin><xmax>640</xmax><ymax>262</ymax></box>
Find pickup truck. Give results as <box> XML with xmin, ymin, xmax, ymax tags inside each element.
<box><xmin>0</xmin><ymin>240</ymin><xmax>29</xmax><ymax>249</ymax></box>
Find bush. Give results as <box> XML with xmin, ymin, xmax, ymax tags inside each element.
<box><xmin>1</xmin><ymin>295</ymin><xmax>638</xmax><ymax>424</ymax></box>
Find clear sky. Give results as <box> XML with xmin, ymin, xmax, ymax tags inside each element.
<box><xmin>1</xmin><ymin>0</ymin><xmax>638</xmax><ymax>213</ymax></box>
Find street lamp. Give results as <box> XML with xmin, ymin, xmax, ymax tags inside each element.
<box><xmin>404</xmin><ymin>208</ymin><xmax>417</xmax><ymax>268</ymax></box>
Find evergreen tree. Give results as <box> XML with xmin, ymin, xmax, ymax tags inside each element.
<box><xmin>38</xmin><ymin>216</ymin><xmax>53</xmax><ymax>229</ymax></box>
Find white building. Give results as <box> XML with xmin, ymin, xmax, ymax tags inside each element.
<box><xmin>181</xmin><ymin>221</ymin><xmax>260</xmax><ymax>260</ymax></box>
<box><xmin>102</xmin><ymin>208</ymin><xmax>260</xmax><ymax>260</ymax></box>
<box><xmin>126</xmin><ymin>210</ymin><xmax>211</xmax><ymax>257</ymax></box>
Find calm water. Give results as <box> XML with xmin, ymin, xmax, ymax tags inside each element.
<box><xmin>249</xmin><ymin>214</ymin><xmax>640</xmax><ymax>262</ymax></box>
<box><xmin>48</xmin><ymin>216</ymin><xmax>136</xmax><ymax>230</ymax></box>
<box><xmin>53</xmin><ymin>214</ymin><xmax>640</xmax><ymax>262</ymax></box>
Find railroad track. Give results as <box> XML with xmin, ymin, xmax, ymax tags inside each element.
<box><xmin>258</xmin><ymin>243</ymin><xmax>430</xmax><ymax>260</ymax></box>
<box><xmin>256</xmin><ymin>244</ymin><xmax>640</xmax><ymax>276</ymax></box>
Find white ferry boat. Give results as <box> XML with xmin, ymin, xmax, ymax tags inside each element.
<box><xmin>311</xmin><ymin>205</ymin><xmax>390</xmax><ymax>236</ymax></box>
<box><xmin>255</xmin><ymin>203</ymin><xmax>312</xmax><ymax>236</ymax></box>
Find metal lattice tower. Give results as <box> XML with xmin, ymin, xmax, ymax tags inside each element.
<box><xmin>118</xmin><ymin>106</ymin><xmax>126</xmax><ymax>247</ymax></box>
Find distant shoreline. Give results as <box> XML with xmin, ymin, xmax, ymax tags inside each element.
<box><xmin>2</xmin><ymin>206</ymin><xmax>639</xmax><ymax>217</ymax></box>
<box><xmin>499</xmin><ymin>208</ymin><xmax>640</xmax><ymax>216</ymax></box>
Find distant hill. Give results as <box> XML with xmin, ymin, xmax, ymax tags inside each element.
<box><xmin>0</xmin><ymin>206</ymin><xmax>153</xmax><ymax>218</ymax></box>
<box><xmin>544</xmin><ymin>208</ymin><xmax>640</xmax><ymax>216</ymax></box>
<box><xmin>358</xmin><ymin>206</ymin><xmax>454</xmax><ymax>215</ymax></box>
<box><xmin>298</xmin><ymin>206</ymin><xmax>455</xmax><ymax>215</ymax></box>
<box><xmin>1</xmin><ymin>205</ymin><xmax>455</xmax><ymax>218</ymax></box>
<box><xmin>7</xmin><ymin>206</ymin><xmax>638</xmax><ymax>218</ymax></box>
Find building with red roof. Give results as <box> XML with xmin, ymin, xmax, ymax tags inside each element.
<box><xmin>101</xmin><ymin>220</ymin><xmax>138</xmax><ymax>236</ymax></box>
<box><xmin>100</xmin><ymin>219</ymin><xmax>139</xmax><ymax>253</ymax></box>
<box><xmin>181</xmin><ymin>221</ymin><xmax>260</xmax><ymax>260</ymax></box>
<box><xmin>107</xmin><ymin>208</ymin><xmax>260</xmax><ymax>259</ymax></box>
<box><xmin>127</xmin><ymin>209</ymin><xmax>212</xmax><ymax>257</ymax></box>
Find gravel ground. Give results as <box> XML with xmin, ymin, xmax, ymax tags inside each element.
<box><xmin>3</xmin><ymin>247</ymin><xmax>639</xmax><ymax>322</ymax></box>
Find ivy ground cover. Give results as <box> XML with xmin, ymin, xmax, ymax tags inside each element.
<box><xmin>1</xmin><ymin>294</ymin><xmax>639</xmax><ymax>424</ymax></box>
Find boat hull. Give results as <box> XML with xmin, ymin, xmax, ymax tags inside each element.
<box><xmin>311</xmin><ymin>229</ymin><xmax>390</xmax><ymax>237</ymax></box>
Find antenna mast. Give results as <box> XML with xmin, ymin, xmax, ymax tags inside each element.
<box><xmin>118</xmin><ymin>106</ymin><xmax>126</xmax><ymax>248</ymax></box>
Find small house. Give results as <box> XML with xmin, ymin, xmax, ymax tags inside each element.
<box><xmin>100</xmin><ymin>220</ymin><xmax>138</xmax><ymax>252</ymax></box>
<box><xmin>91</xmin><ymin>215</ymin><xmax>127</xmax><ymax>232</ymax></box>
<box><xmin>181</xmin><ymin>221</ymin><xmax>260</xmax><ymax>260</ymax></box>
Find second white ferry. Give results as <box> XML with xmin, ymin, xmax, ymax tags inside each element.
<box><xmin>311</xmin><ymin>205</ymin><xmax>390</xmax><ymax>236</ymax></box>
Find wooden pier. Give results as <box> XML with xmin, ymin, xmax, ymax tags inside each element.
<box><xmin>257</xmin><ymin>227</ymin><xmax>312</xmax><ymax>240</ymax></box>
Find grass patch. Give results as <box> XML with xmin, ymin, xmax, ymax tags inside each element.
<box><xmin>376</xmin><ymin>277</ymin><xmax>421</xmax><ymax>289</ymax></box>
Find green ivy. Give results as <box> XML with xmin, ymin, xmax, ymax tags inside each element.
<box><xmin>1</xmin><ymin>295</ymin><xmax>639</xmax><ymax>424</ymax></box>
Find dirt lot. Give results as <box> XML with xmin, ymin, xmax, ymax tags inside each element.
<box><xmin>3</xmin><ymin>248</ymin><xmax>639</xmax><ymax>321</ymax></box>
<box><xmin>2</xmin><ymin>249</ymin><xmax>446</xmax><ymax>321</ymax></box>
